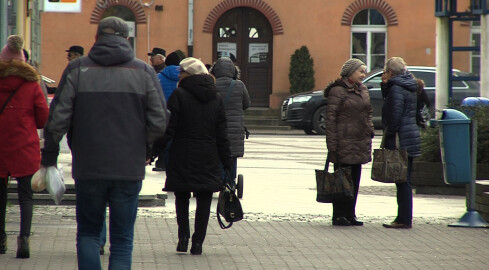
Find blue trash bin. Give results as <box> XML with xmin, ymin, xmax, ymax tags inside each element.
<box><xmin>438</xmin><ymin>109</ymin><xmax>472</xmax><ymax>184</ymax></box>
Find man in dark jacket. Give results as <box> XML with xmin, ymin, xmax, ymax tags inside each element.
<box><xmin>41</xmin><ymin>17</ymin><xmax>169</xmax><ymax>269</ymax></box>
<box><xmin>381</xmin><ymin>57</ymin><xmax>421</xmax><ymax>229</ymax></box>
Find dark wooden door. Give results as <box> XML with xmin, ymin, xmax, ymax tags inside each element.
<box><xmin>213</xmin><ymin>8</ymin><xmax>273</xmax><ymax>107</ymax></box>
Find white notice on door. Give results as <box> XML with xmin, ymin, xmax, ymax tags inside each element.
<box><xmin>249</xmin><ymin>43</ymin><xmax>268</xmax><ymax>63</ymax></box>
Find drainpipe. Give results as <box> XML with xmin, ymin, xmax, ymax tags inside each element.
<box><xmin>435</xmin><ymin>17</ymin><xmax>449</xmax><ymax>118</ymax></box>
<box><xmin>481</xmin><ymin>14</ymin><xmax>489</xmax><ymax>98</ymax></box>
<box><xmin>0</xmin><ymin>0</ymin><xmax>7</xmax><ymax>46</ymax></box>
<box><xmin>187</xmin><ymin>0</ymin><xmax>193</xmax><ymax>57</ymax></box>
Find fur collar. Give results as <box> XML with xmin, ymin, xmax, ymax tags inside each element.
<box><xmin>0</xmin><ymin>60</ymin><xmax>40</xmax><ymax>82</ymax></box>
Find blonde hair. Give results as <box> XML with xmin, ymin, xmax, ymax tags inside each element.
<box><xmin>384</xmin><ymin>57</ymin><xmax>407</xmax><ymax>76</ymax></box>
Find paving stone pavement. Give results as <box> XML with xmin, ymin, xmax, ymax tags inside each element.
<box><xmin>1</xmin><ymin>204</ymin><xmax>489</xmax><ymax>270</ymax></box>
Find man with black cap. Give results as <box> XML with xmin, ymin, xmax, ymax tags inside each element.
<box><xmin>42</xmin><ymin>16</ymin><xmax>169</xmax><ymax>269</ymax></box>
<box><xmin>148</xmin><ymin>47</ymin><xmax>166</xmax><ymax>73</ymax></box>
<box><xmin>66</xmin><ymin>45</ymin><xmax>84</xmax><ymax>62</ymax></box>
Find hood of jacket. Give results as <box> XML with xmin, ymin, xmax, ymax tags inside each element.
<box><xmin>160</xmin><ymin>65</ymin><xmax>180</xmax><ymax>82</ymax></box>
<box><xmin>88</xmin><ymin>34</ymin><xmax>134</xmax><ymax>66</ymax></box>
<box><xmin>324</xmin><ymin>77</ymin><xmax>361</xmax><ymax>98</ymax></box>
<box><xmin>0</xmin><ymin>60</ymin><xmax>40</xmax><ymax>92</ymax></box>
<box><xmin>211</xmin><ymin>57</ymin><xmax>235</xmax><ymax>79</ymax></box>
<box><xmin>386</xmin><ymin>72</ymin><xmax>418</xmax><ymax>92</ymax></box>
<box><xmin>179</xmin><ymin>74</ymin><xmax>217</xmax><ymax>103</ymax></box>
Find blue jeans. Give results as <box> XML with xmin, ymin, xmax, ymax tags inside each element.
<box><xmin>395</xmin><ymin>157</ymin><xmax>414</xmax><ymax>225</ymax></box>
<box><xmin>75</xmin><ymin>180</ymin><xmax>142</xmax><ymax>270</ymax></box>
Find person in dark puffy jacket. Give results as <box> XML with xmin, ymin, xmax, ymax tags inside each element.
<box><xmin>211</xmin><ymin>57</ymin><xmax>250</xmax><ymax>179</ymax></box>
<box><xmin>324</xmin><ymin>58</ymin><xmax>374</xmax><ymax>227</ymax></box>
<box><xmin>381</xmin><ymin>57</ymin><xmax>421</xmax><ymax>229</ymax></box>
<box><xmin>163</xmin><ymin>57</ymin><xmax>232</xmax><ymax>255</ymax></box>
<box><xmin>0</xmin><ymin>35</ymin><xmax>49</xmax><ymax>258</ymax></box>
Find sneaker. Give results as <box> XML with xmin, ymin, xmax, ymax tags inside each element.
<box><xmin>382</xmin><ymin>222</ymin><xmax>412</xmax><ymax>229</ymax></box>
<box><xmin>332</xmin><ymin>217</ymin><xmax>351</xmax><ymax>226</ymax></box>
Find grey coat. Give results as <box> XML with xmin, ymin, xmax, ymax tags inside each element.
<box><xmin>212</xmin><ymin>58</ymin><xmax>250</xmax><ymax>157</ymax></box>
<box><xmin>42</xmin><ymin>34</ymin><xmax>169</xmax><ymax>181</ymax></box>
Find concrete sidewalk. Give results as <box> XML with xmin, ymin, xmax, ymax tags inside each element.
<box><xmin>1</xmin><ymin>204</ymin><xmax>488</xmax><ymax>269</ymax></box>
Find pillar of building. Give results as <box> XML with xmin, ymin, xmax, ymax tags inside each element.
<box><xmin>435</xmin><ymin>17</ymin><xmax>450</xmax><ymax>118</ymax></box>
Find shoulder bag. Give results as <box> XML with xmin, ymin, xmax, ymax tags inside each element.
<box><xmin>315</xmin><ymin>154</ymin><xmax>354</xmax><ymax>203</ymax></box>
<box><xmin>371</xmin><ymin>132</ymin><xmax>408</xmax><ymax>183</ymax></box>
<box><xmin>217</xmin><ymin>170</ymin><xmax>243</xmax><ymax>229</ymax></box>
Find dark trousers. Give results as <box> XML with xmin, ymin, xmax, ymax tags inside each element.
<box><xmin>332</xmin><ymin>164</ymin><xmax>362</xmax><ymax>219</ymax></box>
<box><xmin>395</xmin><ymin>157</ymin><xmax>414</xmax><ymax>225</ymax></box>
<box><xmin>0</xmin><ymin>176</ymin><xmax>34</xmax><ymax>239</ymax></box>
<box><xmin>174</xmin><ymin>191</ymin><xmax>213</xmax><ymax>245</ymax></box>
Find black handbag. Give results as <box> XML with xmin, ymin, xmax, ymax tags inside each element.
<box><xmin>315</xmin><ymin>155</ymin><xmax>354</xmax><ymax>203</ymax></box>
<box><xmin>217</xmin><ymin>171</ymin><xmax>243</xmax><ymax>229</ymax></box>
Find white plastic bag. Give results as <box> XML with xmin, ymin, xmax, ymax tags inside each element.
<box><xmin>31</xmin><ymin>167</ymin><xmax>47</xmax><ymax>192</ymax></box>
<box><xmin>45</xmin><ymin>166</ymin><xmax>66</xmax><ymax>205</ymax></box>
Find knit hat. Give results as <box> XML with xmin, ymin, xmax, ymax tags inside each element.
<box><xmin>97</xmin><ymin>16</ymin><xmax>129</xmax><ymax>38</ymax></box>
<box><xmin>165</xmin><ymin>52</ymin><xmax>181</xmax><ymax>66</ymax></box>
<box><xmin>179</xmin><ymin>57</ymin><xmax>209</xmax><ymax>75</ymax></box>
<box><xmin>0</xmin><ymin>35</ymin><xmax>25</xmax><ymax>61</ymax></box>
<box><xmin>340</xmin><ymin>58</ymin><xmax>365</xmax><ymax>77</ymax></box>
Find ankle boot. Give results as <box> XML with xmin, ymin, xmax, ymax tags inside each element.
<box><xmin>0</xmin><ymin>237</ymin><xmax>6</xmax><ymax>254</ymax></box>
<box><xmin>16</xmin><ymin>236</ymin><xmax>29</xmax><ymax>258</ymax></box>
<box><xmin>176</xmin><ymin>236</ymin><xmax>189</xmax><ymax>252</ymax></box>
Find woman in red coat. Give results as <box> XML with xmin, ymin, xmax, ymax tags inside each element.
<box><xmin>0</xmin><ymin>35</ymin><xmax>49</xmax><ymax>258</ymax></box>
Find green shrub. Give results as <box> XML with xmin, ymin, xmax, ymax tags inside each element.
<box><xmin>289</xmin><ymin>46</ymin><xmax>315</xmax><ymax>94</ymax></box>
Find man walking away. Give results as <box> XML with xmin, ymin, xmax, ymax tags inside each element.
<box><xmin>41</xmin><ymin>17</ymin><xmax>169</xmax><ymax>270</ymax></box>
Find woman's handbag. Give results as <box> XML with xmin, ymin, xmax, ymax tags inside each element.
<box><xmin>371</xmin><ymin>133</ymin><xmax>408</xmax><ymax>183</ymax></box>
<box><xmin>217</xmin><ymin>171</ymin><xmax>243</xmax><ymax>229</ymax></box>
<box><xmin>315</xmin><ymin>155</ymin><xmax>354</xmax><ymax>203</ymax></box>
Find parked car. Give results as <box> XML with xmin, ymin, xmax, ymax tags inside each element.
<box><xmin>281</xmin><ymin>66</ymin><xmax>480</xmax><ymax>135</ymax></box>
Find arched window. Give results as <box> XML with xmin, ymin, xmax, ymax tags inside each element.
<box><xmin>351</xmin><ymin>9</ymin><xmax>386</xmax><ymax>71</ymax></box>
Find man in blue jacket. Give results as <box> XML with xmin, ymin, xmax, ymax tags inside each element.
<box><xmin>42</xmin><ymin>17</ymin><xmax>169</xmax><ymax>269</ymax></box>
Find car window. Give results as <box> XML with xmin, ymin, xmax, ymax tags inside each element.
<box><xmin>410</xmin><ymin>71</ymin><xmax>435</xmax><ymax>88</ymax></box>
<box><xmin>364</xmin><ymin>73</ymin><xmax>383</xmax><ymax>89</ymax></box>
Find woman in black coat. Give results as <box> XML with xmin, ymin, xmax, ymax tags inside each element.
<box><xmin>381</xmin><ymin>57</ymin><xmax>421</xmax><ymax>229</ymax></box>
<box><xmin>163</xmin><ymin>57</ymin><xmax>232</xmax><ymax>255</ymax></box>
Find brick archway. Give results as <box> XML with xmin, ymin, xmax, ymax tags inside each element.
<box><xmin>341</xmin><ymin>0</ymin><xmax>398</xmax><ymax>26</ymax></box>
<box><xmin>90</xmin><ymin>0</ymin><xmax>147</xmax><ymax>24</ymax></box>
<box><xmin>203</xmin><ymin>0</ymin><xmax>283</xmax><ymax>35</ymax></box>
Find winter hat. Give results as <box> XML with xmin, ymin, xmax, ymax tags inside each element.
<box><xmin>340</xmin><ymin>58</ymin><xmax>365</xmax><ymax>77</ymax></box>
<box><xmin>179</xmin><ymin>57</ymin><xmax>209</xmax><ymax>75</ymax></box>
<box><xmin>97</xmin><ymin>16</ymin><xmax>129</xmax><ymax>38</ymax></box>
<box><xmin>0</xmin><ymin>35</ymin><xmax>25</xmax><ymax>61</ymax></box>
<box><xmin>165</xmin><ymin>52</ymin><xmax>181</xmax><ymax>66</ymax></box>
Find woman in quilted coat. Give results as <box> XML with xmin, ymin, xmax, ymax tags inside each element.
<box><xmin>0</xmin><ymin>35</ymin><xmax>49</xmax><ymax>258</ymax></box>
<box><xmin>381</xmin><ymin>57</ymin><xmax>421</xmax><ymax>229</ymax></box>
<box><xmin>324</xmin><ymin>58</ymin><xmax>374</xmax><ymax>227</ymax></box>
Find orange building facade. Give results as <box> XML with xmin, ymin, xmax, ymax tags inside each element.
<box><xmin>39</xmin><ymin>0</ymin><xmax>477</xmax><ymax>109</ymax></box>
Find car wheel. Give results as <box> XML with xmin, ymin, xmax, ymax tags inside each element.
<box><xmin>237</xmin><ymin>174</ymin><xmax>244</xmax><ymax>199</ymax></box>
<box><xmin>304</xmin><ymin>128</ymin><xmax>315</xmax><ymax>135</ymax></box>
<box><xmin>312</xmin><ymin>106</ymin><xmax>326</xmax><ymax>135</ymax></box>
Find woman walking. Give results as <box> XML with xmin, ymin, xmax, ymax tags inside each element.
<box><xmin>211</xmin><ymin>57</ymin><xmax>250</xmax><ymax>179</ymax></box>
<box><xmin>163</xmin><ymin>57</ymin><xmax>232</xmax><ymax>255</ymax></box>
<box><xmin>324</xmin><ymin>58</ymin><xmax>374</xmax><ymax>226</ymax></box>
<box><xmin>0</xmin><ymin>35</ymin><xmax>49</xmax><ymax>258</ymax></box>
<box><xmin>381</xmin><ymin>57</ymin><xmax>421</xmax><ymax>229</ymax></box>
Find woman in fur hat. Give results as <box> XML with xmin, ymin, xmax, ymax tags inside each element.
<box><xmin>0</xmin><ymin>35</ymin><xmax>49</xmax><ymax>258</ymax></box>
<box><xmin>323</xmin><ymin>58</ymin><xmax>374</xmax><ymax>226</ymax></box>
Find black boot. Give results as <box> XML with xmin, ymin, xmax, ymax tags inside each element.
<box><xmin>16</xmin><ymin>236</ymin><xmax>29</xmax><ymax>259</ymax></box>
<box><xmin>176</xmin><ymin>236</ymin><xmax>189</xmax><ymax>252</ymax></box>
<box><xmin>0</xmin><ymin>236</ymin><xmax>6</xmax><ymax>254</ymax></box>
<box><xmin>190</xmin><ymin>242</ymin><xmax>202</xmax><ymax>255</ymax></box>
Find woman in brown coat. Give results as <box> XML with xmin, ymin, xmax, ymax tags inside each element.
<box><xmin>324</xmin><ymin>58</ymin><xmax>374</xmax><ymax>226</ymax></box>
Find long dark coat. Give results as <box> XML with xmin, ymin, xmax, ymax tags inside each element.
<box><xmin>163</xmin><ymin>74</ymin><xmax>232</xmax><ymax>192</ymax></box>
<box><xmin>324</xmin><ymin>78</ymin><xmax>374</xmax><ymax>164</ymax></box>
<box><xmin>212</xmin><ymin>57</ymin><xmax>250</xmax><ymax>157</ymax></box>
<box><xmin>381</xmin><ymin>73</ymin><xmax>421</xmax><ymax>157</ymax></box>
